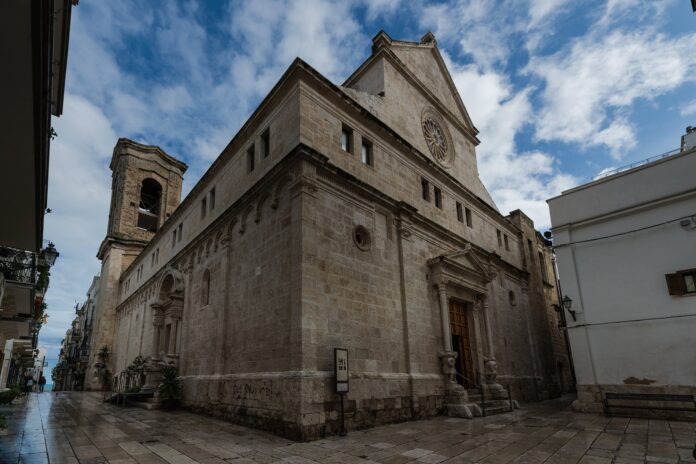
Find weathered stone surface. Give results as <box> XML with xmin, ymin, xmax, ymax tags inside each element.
<box><xmin>87</xmin><ymin>32</ymin><xmax>572</xmax><ymax>439</ymax></box>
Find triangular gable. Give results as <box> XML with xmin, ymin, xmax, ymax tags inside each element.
<box><xmin>345</xmin><ymin>31</ymin><xmax>478</xmax><ymax>140</ymax></box>
<box><xmin>389</xmin><ymin>34</ymin><xmax>476</xmax><ymax>133</ymax></box>
<box><xmin>427</xmin><ymin>244</ymin><xmax>493</xmax><ymax>294</ymax></box>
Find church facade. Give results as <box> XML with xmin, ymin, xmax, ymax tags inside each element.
<box><xmin>85</xmin><ymin>31</ymin><xmax>573</xmax><ymax>440</ymax></box>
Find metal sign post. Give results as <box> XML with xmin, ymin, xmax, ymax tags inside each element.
<box><xmin>334</xmin><ymin>348</ymin><xmax>349</xmax><ymax>437</ymax></box>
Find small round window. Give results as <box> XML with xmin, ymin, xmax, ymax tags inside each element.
<box><xmin>352</xmin><ymin>225</ymin><xmax>371</xmax><ymax>251</ymax></box>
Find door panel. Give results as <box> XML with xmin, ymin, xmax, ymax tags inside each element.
<box><xmin>449</xmin><ymin>300</ymin><xmax>475</xmax><ymax>386</ymax></box>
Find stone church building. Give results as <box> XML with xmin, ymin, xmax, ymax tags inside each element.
<box><xmin>85</xmin><ymin>31</ymin><xmax>573</xmax><ymax>440</ymax></box>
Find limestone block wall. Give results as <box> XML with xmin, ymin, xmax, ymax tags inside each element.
<box><xmin>298</xmin><ymin>87</ymin><xmax>521</xmax><ymax>269</ymax></box>
<box><xmin>297</xmin><ymin>180</ymin><xmax>445</xmax><ymax>436</ymax></box>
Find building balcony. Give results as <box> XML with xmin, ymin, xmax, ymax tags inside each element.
<box><xmin>0</xmin><ymin>245</ymin><xmax>37</xmax><ymax>286</ymax></box>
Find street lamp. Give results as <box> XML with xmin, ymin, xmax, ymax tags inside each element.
<box><xmin>41</xmin><ymin>242</ymin><xmax>59</xmax><ymax>267</ymax></box>
<box><xmin>562</xmin><ymin>295</ymin><xmax>576</xmax><ymax>321</ymax></box>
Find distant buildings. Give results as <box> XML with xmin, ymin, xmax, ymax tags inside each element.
<box><xmin>548</xmin><ymin>127</ymin><xmax>696</xmax><ymax>418</ymax></box>
<box><xmin>0</xmin><ymin>0</ymin><xmax>75</xmax><ymax>389</ymax></box>
<box><xmin>53</xmin><ymin>276</ymin><xmax>99</xmax><ymax>391</ymax></box>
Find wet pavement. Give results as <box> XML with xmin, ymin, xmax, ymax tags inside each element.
<box><xmin>1</xmin><ymin>392</ymin><xmax>695</xmax><ymax>464</ymax></box>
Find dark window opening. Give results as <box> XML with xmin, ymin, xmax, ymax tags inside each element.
<box><xmin>341</xmin><ymin>125</ymin><xmax>353</xmax><ymax>153</ymax></box>
<box><xmin>456</xmin><ymin>202</ymin><xmax>463</xmax><ymax>222</ymax></box>
<box><xmin>465</xmin><ymin>207</ymin><xmax>472</xmax><ymax>227</ymax></box>
<box><xmin>497</xmin><ymin>229</ymin><xmax>502</xmax><ymax>247</ymax></box>
<box><xmin>261</xmin><ymin>128</ymin><xmax>270</xmax><ymax>158</ymax></box>
<box><xmin>421</xmin><ymin>178</ymin><xmax>430</xmax><ymax>201</ymax></box>
<box><xmin>209</xmin><ymin>187</ymin><xmax>216</xmax><ymax>211</ymax></box>
<box><xmin>247</xmin><ymin>144</ymin><xmax>255</xmax><ymax>172</ymax></box>
<box><xmin>504</xmin><ymin>234</ymin><xmax>510</xmax><ymax>251</ymax></box>
<box><xmin>201</xmin><ymin>197</ymin><xmax>207</xmax><ymax>220</ymax></box>
<box><xmin>361</xmin><ymin>139</ymin><xmax>373</xmax><ymax>166</ymax></box>
<box><xmin>178</xmin><ymin>223</ymin><xmax>183</xmax><ymax>243</ymax></box>
<box><xmin>434</xmin><ymin>187</ymin><xmax>442</xmax><ymax>209</ymax></box>
<box><xmin>137</xmin><ymin>178</ymin><xmax>162</xmax><ymax>232</ymax></box>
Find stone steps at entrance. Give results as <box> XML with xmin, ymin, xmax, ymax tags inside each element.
<box><xmin>446</xmin><ymin>384</ymin><xmax>518</xmax><ymax>419</ymax></box>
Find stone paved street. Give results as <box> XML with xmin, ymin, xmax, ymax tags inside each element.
<box><xmin>1</xmin><ymin>393</ymin><xmax>695</xmax><ymax>464</ymax></box>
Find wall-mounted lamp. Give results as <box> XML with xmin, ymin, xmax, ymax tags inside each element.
<box><xmin>562</xmin><ymin>295</ymin><xmax>576</xmax><ymax>321</ymax></box>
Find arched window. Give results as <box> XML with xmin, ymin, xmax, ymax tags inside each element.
<box><xmin>201</xmin><ymin>269</ymin><xmax>211</xmax><ymax>306</ymax></box>
<box><xmin>508</xmin><ymin>290</ymin><xmax>516</xmax><ymax>308</ymax></box>
<box><xmin>137</xmin><ymin>179</ymin><xmax>162</xmax><ymax>232</ymax></box>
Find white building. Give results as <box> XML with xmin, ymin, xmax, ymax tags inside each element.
<box><xmin>548</xmin><ymin>127</ymin><xmax>696</xmax><ymax>417</ymax></box>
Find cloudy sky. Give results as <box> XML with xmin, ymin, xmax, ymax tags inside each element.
<box><xmin>41</xmin><ymin>0</ymin><xmax>696</xmax><ymax>379</ymax></box>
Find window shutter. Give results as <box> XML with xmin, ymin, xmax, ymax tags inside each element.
<box><xmin>665</xmin><ymin>273</ymin><xmax>685</xmax><ymax>295</ymax></box>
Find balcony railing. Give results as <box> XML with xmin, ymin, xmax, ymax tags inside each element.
<box><xmin>592</xmin><ymin>147</ymin><xmax>681</xmax><ymax>181</ymax></box>
<box><xmin>0</xmin><ymin>245</ymin><xmax>37</xmax><ymax>285</ymax></box>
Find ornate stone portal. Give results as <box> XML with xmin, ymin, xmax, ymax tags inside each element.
<box><xmin>142</xmin><ymin>268</ymin><xmax>185</xmax><ymax>391</ymax></box>
<box><xmin>428</xmin><ymin>245</ymin><xmax>511</xmax><ymax>418</ymax></box>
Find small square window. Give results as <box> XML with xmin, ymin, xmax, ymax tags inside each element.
<box><xmin>261</xmin><ymin>128</ymin><xmax>270</xmax><ymax>159</ymax></box>
<box><xmin>465</xmin><ymin>207</ymin><xmax>472</xmax><ymax>227</ymax></box>
<box><xmin>434</xmin><ymin>187</ymin><xmax>442</xmax><ymax>209</ymax></box>
<box><xmin>666</xmin><ymin>270</ymin><xmax>696</xmax><ymax>295</ymax></box>
<box><xmin>421</xmin><ymin>178</ymin><xmax>430</xmax><ymax>201</ymax></box>
<box><xmin>201</xmin><ymin>197</ymin><xmax>207</xmax><ymax>220</ymax></box>
<box><xmin>341</xmin><ymin>125</ymin><xmax>353</xmax><ymax>153</ymax></box>
<box><xmin>361</xmin><ymin>139</ymin><xmax>373</xmax><ymax>166</ymax></box>
<box><xmin>456</xmin><ymin>202</ymin><xmax>463</xmax><ymax>222</ymax></box>
<box><xmin>247</xmin><ymin>144</ymin><xmax>255</xmax><ymax>172</ymax></box>
<box><xmin>209</xmin><ymin>187</ymin><xmax>216</xmax><ymax>211</ymax></box>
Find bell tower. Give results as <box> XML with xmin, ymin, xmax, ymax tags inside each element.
<box><xmin>86</xmin><ymin>138</ymin><xmax>187</xmax><ymax>390</ymax></box>
<box><xmin>105</xmin><ymin>138</ymin><xmax>187</xmax><ymax>241</ymax></box>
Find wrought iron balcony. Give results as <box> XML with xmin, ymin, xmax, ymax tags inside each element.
<box><xmin>0</xmin><ymin>245</ymin><xmax>37</xmax><ymax>285</ymax></box>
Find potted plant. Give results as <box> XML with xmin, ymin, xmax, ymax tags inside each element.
<box><xmin>157</xmin><ymin>364</ymin><xmax>182</xmax><ymax>410</ymax></box>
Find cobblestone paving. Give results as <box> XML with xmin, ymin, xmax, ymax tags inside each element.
<box><xmin>1</xmin><ymin>393</ymin><xmax>695</xmax><ymax>464</ymax></box>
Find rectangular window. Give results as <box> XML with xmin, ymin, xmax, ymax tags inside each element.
<box><xmin>421</xmin><ymin>178</ymin><xmax>430</xmax><ymax>201</ymax></box>
<box><xmin>465</xmin><ymin>207</ymin><xmax>472</xmax><ymax>227</ymax></box>
<box><xmin>151</xmin><ymin>253</ymin><xmax>155</xmax><ymax>266</ymax></box>
<box><xmin>261</xmin><ymin>128</ymin><xmax>270</xmax><ymax>159</ymax></box>
<box><xmin>528</xmin><ymin>239</ymin><xmax>534</xmax><ymax>259</ymax></box>
<box><xmin>456</xmin><ymin>202</ymin><xmax>463</xmax><ymax>222</ymax></box>
<box><xmin>247</xmin><ymin>144</ymin><xmax>255</xmax><ymax>172</ymax></box>
<box><xmin>504</xmin><ymin>234</ymin><xmax>509</xmax><ymax>251</ymax></box>
<box><xmin>201</xmin><ymin>197</ymin><xmax>207</xmax><ymax>220</ymax></box>
<box><xmin>434</xmin><ymin>187</ymin><xmax>442</xmax><ymax>209</ymax></box>
<box><xmin>497</xmin><ymin>229</ymin><xmax>502</xmax><ymax>247</ymax></box>
<box><xmin>341</xmin><ymin>125</ymin><xmax>353</xmax><ymax>153</ymax></box>
<box><xmin>172</xmin><ymin>229</ymin><xmax>177</xmax><ymax>248</ymax></box>
<box><xmin>209</xmin><ymin>187</ymin><xmax>216</xmax><ymax>211</ymax></box>
<box><xmin>665</xmin><ymin>269</ymin><xmax>696</xmax><ymax>295</ymax></box>
<box><xmin>361</xmin><ymin>139</ymin><xmax>373</xmax><ymax>166</ymax></box>
<box><xmin>178</xmin><ymin>223</ymin><xmax>183</xmax><ymax>243</ymax></box>
<box><xmin>155</xmin><ymin>248</ymin><xmax>159</xmax><ymax>265</ymax></box>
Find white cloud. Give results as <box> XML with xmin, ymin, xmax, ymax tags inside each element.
<box><xmin>679</xmin><ymin>98</ymin><xmax>696</xmax><ymax>117</ymax></box>
<box><xmin>445</xmin><ymin>54</ymin><xmax>577</xmax><ymax>227</ymax></box>
<box><xmin>530</xmin><ymin>30</ymin><xmax>696</xmax><ymax>156</ymax></box>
